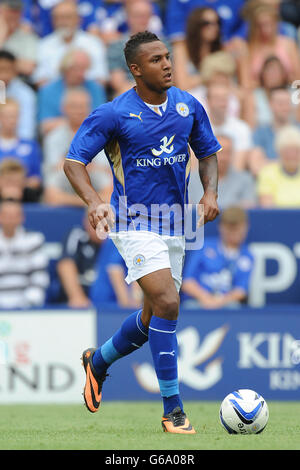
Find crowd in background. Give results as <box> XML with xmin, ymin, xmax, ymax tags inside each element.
<box><xmin>0</xmin><ymin>0</ymin><xmax>300</xmax><ymax>310</ymax></box>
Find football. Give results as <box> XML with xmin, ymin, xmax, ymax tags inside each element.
<box><xmin>220</xmin><ymin>389</ymin><xmax>269</xmax><ymax>434</ymax></box>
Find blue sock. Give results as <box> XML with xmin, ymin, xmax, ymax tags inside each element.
<box><xmin>148</xmin><ymin>315</ymin><xmax>183</xmax><ymax>415</ymax></box>
<box><xmin>92</xmin><ymin>310</ymin><xmax>148</xmax><ymax>376</ymax></box>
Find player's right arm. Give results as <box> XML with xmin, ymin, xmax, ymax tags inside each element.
<box><xmin>63</xmin><ymin>160</ymin><xmax>108</xmax><ymax>231</ymax></box>
<box><xmin>63</xmin><ymin>103</ymin><xmax>118</xmax><ymax>231</ymax></box>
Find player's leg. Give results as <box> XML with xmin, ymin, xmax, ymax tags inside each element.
<box><xmin>82</xmin><ymin>294</ymin><xmax>154</xmax><ymax>413</ymax></box>
<box><xmin>138</xmin><ymin>268</ymin><xmax>195</xmax><ymax>434</ymax></box>
<box><xmin>82</xmin><ymin>306</ymin><xmax>149</xmax><ymax>412</ymax></box>
<box><xmin>139</xmin><ymin>268</ymin><xmax>181</xmax><ymax>414</ymax></box>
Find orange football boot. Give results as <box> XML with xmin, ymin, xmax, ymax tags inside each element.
<box><xmin>162</xmin><ymin>406</ymin><xmax>196</xmax><ymax>434</ymax></box>
<box><xmin>81</xmin><ymin>348</ymin><xmax>108</xmax><ymax>413</ymax></box>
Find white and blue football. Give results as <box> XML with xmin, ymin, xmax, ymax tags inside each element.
<box><xmin>220</xmin><ymin>389</ymin><xmax>269</xmax><ymax>434</ymax></box>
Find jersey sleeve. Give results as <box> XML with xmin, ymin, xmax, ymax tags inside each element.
<box><xmin>65</xmin><ymin>102</ymin><xmax>118</xmax><ymax>166</ymax></box>
<box><xmin>189</xmin><ymin>97</ymin><xmax>222</xmax><ymax>160</ymax></box>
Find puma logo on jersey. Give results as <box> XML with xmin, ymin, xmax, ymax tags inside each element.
<box><xmin>130</xmin><ymin>112</ymin><xmax>143</xmax><ymax>122</ymax></box>
<box><xmin>151</xmin><ymin>135</ymin><xmax>175</xmax><ymax>156</ymax></box>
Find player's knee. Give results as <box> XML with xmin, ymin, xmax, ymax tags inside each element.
<box><xmin>152</xmin><ymin>292</ymin><xmax>180</xmax><ymax>320</ymax></box>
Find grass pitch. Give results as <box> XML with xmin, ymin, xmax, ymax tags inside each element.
<box><xmin>0</xmin><ymin>401</ymin><xmax>299</xmax><ymax>450</ymax></box>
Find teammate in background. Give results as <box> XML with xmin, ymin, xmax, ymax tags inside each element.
<box><xmin>64</xmin><ymin>31</ymin><xmax>221</xmax><ymax>434</ymax></box>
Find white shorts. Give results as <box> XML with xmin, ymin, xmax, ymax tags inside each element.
<box><xmin>109</xmin><ymin>231</ymin><xmax>185</xmax><ymax>292</ymax></box>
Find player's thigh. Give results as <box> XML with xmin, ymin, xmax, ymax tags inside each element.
<box><xmin>138</xmin><ymin>268</ymin><xmax>180</xmax><ymax>320</ymax></box>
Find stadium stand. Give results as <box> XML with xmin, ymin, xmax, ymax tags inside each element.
<box><xmin>0</xmin><ymin>0</ymin><xmax>299</xmax><ymax>311</ymax></box>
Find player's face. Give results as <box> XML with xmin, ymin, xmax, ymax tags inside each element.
<box><xmin>133</xmin><ymin>41</ymin><xmax>173</xmax><ymax>93</ymax></box>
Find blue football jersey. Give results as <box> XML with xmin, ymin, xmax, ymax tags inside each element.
<box><xmin>66</xmin><ymin>86</ymin><xmax>221</xmax><ymax>234</ymax></box>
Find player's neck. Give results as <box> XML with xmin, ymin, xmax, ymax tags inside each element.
<box><xmin>134</xmin><ymin>85</ymin><xmax>168</xmax><ymax>106</ymax></box>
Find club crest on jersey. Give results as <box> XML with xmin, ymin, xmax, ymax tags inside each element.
<box><xmin>151</xmin><ymin>135</ymin><xmax>175</xmax><ymax>156</ymax></box>
<box><xmin>133</xmin><ymin>254</ymin><xmax>145</xmax><ymax>266</ymax></box>
<box><xmin>176</xmin><ymin>102</ymin><xmax>189</xmax><ymax>117</ymax></box>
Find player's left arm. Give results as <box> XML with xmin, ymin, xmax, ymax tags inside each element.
<box><xmin>198</xmin><ymin>153</ymin><xmax>220</xmax><ymax>225</ymax></box>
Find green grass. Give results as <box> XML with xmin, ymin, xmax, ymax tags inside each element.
<box><xmin>0</xmin><ymin>401</ymin><xmax>299</xmax><ymax>450</ymax></box>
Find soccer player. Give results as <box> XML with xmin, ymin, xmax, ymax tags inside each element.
<box><xmin>64</xmin><ymin>31</ymin><xmax>221</xmax><ymax>434</ymax></box>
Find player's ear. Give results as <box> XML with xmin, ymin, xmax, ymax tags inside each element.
<box><xmin>130</xmin><ymin>63</ymin><xmax>142</xmax><ymax>78</ymax></box>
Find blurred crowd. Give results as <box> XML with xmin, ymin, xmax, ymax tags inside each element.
<box><xmin>0</xmin><ymin>0</ymin><xmax>300</xmax><ymax>310</ymax></box>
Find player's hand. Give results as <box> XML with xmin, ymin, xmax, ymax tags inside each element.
<box><xmin>198</xmin><ymin>191</ymin><xmax>220</xmax><ymax>226</ymax></box>
<box><xmin>88</xmin><ymin>202</ymin><xmax>115</xmax><ymax>239</ymax></box>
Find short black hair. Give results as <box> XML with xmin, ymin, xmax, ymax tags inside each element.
<box><xmin>0</xmin><ymin>50</ymin><xmax>16</xmax><ymax>62</ymax></box>
<box><xmin>124</xmin><ymin>31</ymin><xmax>160</xmax><ymax>67</ymax></box>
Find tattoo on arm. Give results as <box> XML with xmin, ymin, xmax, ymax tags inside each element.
<box><xmin>198</xmin><ymin>153</ymin><xmax>218</xmax><ymax>194</ymax></box>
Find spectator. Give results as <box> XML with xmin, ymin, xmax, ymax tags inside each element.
<box><xmin>205</xmin><ymin>83</ymin><xmax>253</xmax><ymax>172</ymax></box>
<box><xmin>165</xmin><ymin>0</ymin><xmax>247</xmax><ymax>44</ymax></box>
<box><xmin>90</xmin><ymin>238</ymin><xmax>143</xmax><ymax>308</ymax></box>
<box><xmin>181</xmin><ymin>206</ymin><xmax>254</xmax><ymax>309</ymax></box>
<box><xmin>22</xmin><ymin>0</ymin><xmax>105</xmax><ymax>38</ymax></box>
<box><xmin>0</xmin><ymin>50</ymin><xmax>37</xmax><ymax>139</ymax></box>
<box><xmin>98</xmin><ymin>0</ymin><xmax>164</xmax><ymax>45</ymax></box>
<box><xmin>257</xmin><ymin>125</ymin><xmax>300</xmax><ymax>207</ymax></box>
<box><xmin>253</xmin><ymin>87</ymin><xmax>299</xmax><ymax>163</ymax></box>
<box><xmin>108</xmin><ymin>0</ymin><xmax>158</xmax><ymax>97</ymax></box>
<box><xmin>0</xmin><ymin>158</ymin><xmax>25</xmax><ymax>202</ymax></box>
<box><xmin>38</xmin><ymin>48</ymin><xmax>106</xmax><ymax>135</ymax></box>
<box><xmin>0</xmin><ymin>99</ymin><xmax>42</xmax><ymax>200</ymax></box>
<box><xmin>253</xmin><ymin>55</ymin><xmax>290</xmax><ymax>128</ymax></box>
<box><xmin>242</xmin><ymin>0</ymin><xmax>300</xmax><ymax>87</ymax></box>
<box><xmin>189</xmin><ymin>50</ymin><xmax>255</xmax><ymax>126</ymax></box>
<box><xmin>0</xmin><ymin>158</ymin><xmax>42</xmax><ymax>203</ymax></box>
<box><xmin>32</xmin><ymin>0</ymin><xmax>108</xmax><ymax>86</ymax></box>
<box><xmin>172</xmin><ymin>7</ymin><xmax>249</xmax><ymax>91</ymax></box>
<box><xmin>56</xmin><ymin>213</ymin><xmax>103</xmax><ymax>308</ymax></box>
<box><xmin>43</xmin><ymin>87</ymin><xmax>112</xmax><ymax>206</ymax></box>
<box><xmin>0</xmin><ymin>0</ymin><xmax>39</xmax><ymax>78</ymax></box>
<box><xmin>0</xmin><ymin>199</ymin><xmax>49</xmax><ymax>309</ymax></box>
<box><xmin>188</xmin><ymin>135</ymin><xmax>257</xmax><ymax>209</ymax></box>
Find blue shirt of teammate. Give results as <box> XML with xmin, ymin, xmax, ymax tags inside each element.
<box><xmin>66</xmin><ymin>86</ymin><xmax>221</xmax><ymax>234</ymax></box>
<box><xmin>182</xmin><ymin>237</ymin><xmax>254</xmax><ymax>299</ymax></box>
